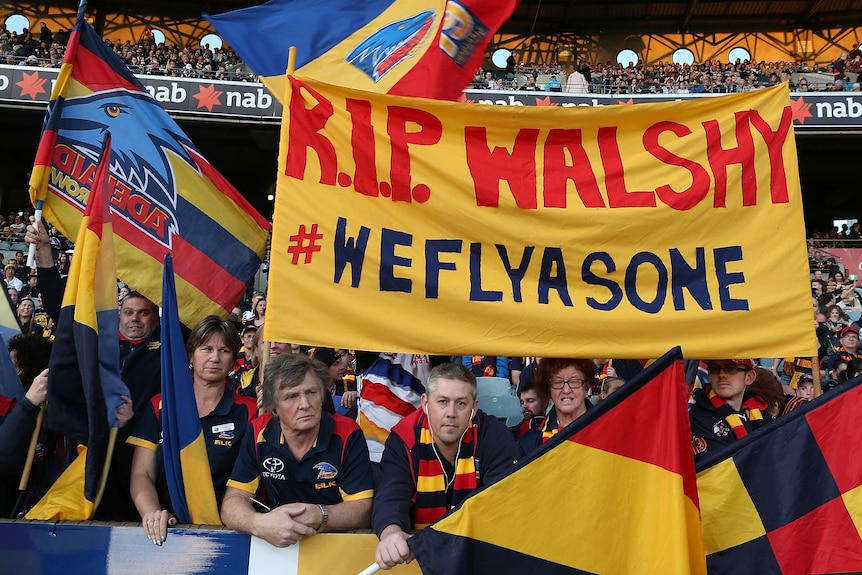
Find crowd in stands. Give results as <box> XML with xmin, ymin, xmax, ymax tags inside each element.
<box><xmin>474</xmin><ymin>48</ymin><xmax>862</xmax><ymax>94</ymax></box>
<box><xmin>0</xmin><ymin>21</ymin><xmax>256</xmax><ymax>81</ymax></box>
<box><xmin>4</xmin><ymin>19</ymin><xmax>862</xmax><ymax>93</ymax></box>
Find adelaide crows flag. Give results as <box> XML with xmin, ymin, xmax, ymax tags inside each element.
<box><xmin>697</xmin><ymin>374</ymin><xmax>862</xmax><ymax>574</ymax></box>
<box><xmin>27</xmin><ymin>133</ymin><xmax>130</xmax><ymax>521</ymax></box>
<box><xmin>29</xmin><ymin>0</ymin><xmax>270</xmax><ymax>327</ymax></box>
<box><xmin>410</xmin><ymin>348</ymin><xmax>705</xmax><ymax>574</ymax></box>
<box><xmin>157</xmin><ymin>253</ymin><xmax>220</xmax><ymax>525</ymax></box>
<box><xmin>207</xmin><ymin>0</ymin><xmax>517</xmax><ymax>102</ymax></box>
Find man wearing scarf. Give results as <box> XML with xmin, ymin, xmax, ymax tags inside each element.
<box><xmin>372</xmin><ymin>363</ymin><xmax>518</xmax><ymax>570</ymax></box>
<box><xmin>690</xmin><ymin>359</ymin><xmax>771</xmax><ymax>463</ymax></box>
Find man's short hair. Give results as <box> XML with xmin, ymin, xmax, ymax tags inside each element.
<box><xmin>261</xmin><ymin>353</ymin><xmax>329</xmax><ymax>412</ymax></box>
<box><xmin>120</xmin><ymin>290</ymin><xmax>158</xmax><ymax>314</ymax></box>
<box><xmin>425</xmin><ymin>363</ymin><xmax>477</xmax><ymax>399</ymax></box>
<box><xmin>186</xmin><ymin>314</ymin><xmax>240</xmax><ymax>361</ymax></box>
<box><xmin>8</xmin><ymin>333</ymin><xmax>53</xmax><ymax>388</ymax></box>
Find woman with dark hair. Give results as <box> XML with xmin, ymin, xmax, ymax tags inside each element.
<box><xmin>518</xmin><ymin>358</ymin><xmax>596</xmax><ymax>456</ymax></box>
<box><xmin>128</xmin><ymin>315</ymin><xmax>258</xmax><ymax>544</ymax></box>
<box><xmin>251</xmin><ymin>296</ymin><xmax>266</xmax><ymax>328</ymax></box>
<box><xmin>56</xmin><ymin>252</ymin><xmax>70</xmax><ymax>278</ymax></box>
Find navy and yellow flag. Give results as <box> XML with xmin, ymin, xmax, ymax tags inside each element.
<box><xmin>159</xmin><ymin>253</ymin><xmax>220</xmax><ymax>525</ymax></box>
<box><xmin>30</xmin><ymin>0</ymin><xmax>270</xmax><ymax>327</ymax></box>
<box><xmin>207</xmin><ymin>0</ymin><xmax>517</xmax><ymax>102</ymax></box>
<box><xmin>27</xmin><ymin>133</ymin><xmax>130</xmax><ymax>520</ymax></box>
<box><xmin>697</xmin><ymin>374</ymin><xmax>862</xmax><ymax>574</ymax></box>
<box><xmin>410</xmin><ymin>348</ymin><xmax>705</xmax><ymax>574</ymax></box>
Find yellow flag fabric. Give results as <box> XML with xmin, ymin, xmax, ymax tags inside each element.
<box><xmin>268</xmin><ymin>78</ymin><xmax>814</xmax><ymax>358</ymax></box>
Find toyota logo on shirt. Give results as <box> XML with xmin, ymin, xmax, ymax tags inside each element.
<box><xmin>262</xmin><ymin>457</ymin><xmax>286</xmax><ymax>480</ymax></box>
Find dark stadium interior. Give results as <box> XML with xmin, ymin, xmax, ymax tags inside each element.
<box><xmin>53</xmin><ymin>0</ymin><xmax>862</xmax><ymax>36</ymax></box>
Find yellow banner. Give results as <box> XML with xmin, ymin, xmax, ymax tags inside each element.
<box><xmin>268</xmin><ymin>78</ymin><xmax>816</xmax><ymax>359</ymax></box>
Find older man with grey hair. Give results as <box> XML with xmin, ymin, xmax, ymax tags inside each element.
<box><xmin>221</xmin><ymin>353</ymin><xmax>374</xmax><ymax>547</ymax></box>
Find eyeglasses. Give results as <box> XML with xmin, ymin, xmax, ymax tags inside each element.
<box><xmin>707</xmin><ymin>365</ymin><xmax>750</xmax><ymax>375</ymax></box>
<box><xmin>548</xmin><ymin>377</ymin><xmax>587</xmax><ymax>390</ymax></box>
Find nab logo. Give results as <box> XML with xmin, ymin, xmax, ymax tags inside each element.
<box><xmin>314</xmin><ymin>462</ymin><xmax>338</xmax><ymax>480</ymax></box>
<box><xmin>346</xmin><ymin>11</ymin><xmax>435</xmax><ymax>82</ymax></box>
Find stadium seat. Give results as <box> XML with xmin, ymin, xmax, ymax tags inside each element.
<box><xmin>476</xmin><ymin>376</ymin><xmax>512</xmax><ymax>396</ymax></box>
<box><xmin>477</xmin><ymin>394</ymin><xmax>522</xmax><ymax>426</ymax></box>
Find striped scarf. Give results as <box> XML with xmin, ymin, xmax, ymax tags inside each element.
<box><xmin>409</xmin><ymin>413</ymin><xmax>478</xmax><ymax>529</ymax></box>
<box><xmin>540</xmin><ymin>410</ymin><xmax>561</xmax><ymax>443</ymax></box>
<box><xmin>707</xmin><ymin>386</ymin><xmax>768</xmax><ymax>439</ymax></box>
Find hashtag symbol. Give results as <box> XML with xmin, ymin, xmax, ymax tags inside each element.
<box><xmin>287</xmin><ymin>223</ymin><xmax>323</xmax><ymax>264</ymax></box>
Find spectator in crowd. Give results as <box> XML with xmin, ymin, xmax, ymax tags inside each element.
<box><xmin>462</xmin><ymin>355</ymin><xmax>509</xmax><ymax>379</ymax></box>
<box><xmin>825</xmin><ymin>304</ymin><xmax>852</xmax><ymax>334</ymax></box>
<box><xmin>780</xmin><ymin>373</ymin><xmax>816</xmax><ymax>415</ymax></box>
<box><xmin>747</xmin><ymin>367</ymin><xmax>786</xmax><ymax>417</ymax></box>
<box><xmin>56</xmin><ymin>252</ymin><xmax>70</xmax><ymax>278</ymax></box>
<box><xmin>0</xmin><ymin>335</ymin><xmax>51</xmax><ymax>517</ymax></box>
<box><xmin>248</xmin><ymin>296</ymin><xmax>266</xmax><ymax>328</ymax></box>
<box><xmin>510</xmin><ymin>356</ymin><xmax>538</xmax><ymax>388</ymax></box>
<box><xmin>221</xmin><ymin>353</ymin><xmax>374</xmax><ymax>547</ymax></box>
<box><xmin>19</xmin><ymin>274</ymin><xmax>38</xmax><ymax>300</ymax></box>
<box><xmin>6</xmin><ymin>287</ymin><xmax>18</xmax><ymax>308</ymax></box>
<box><xmin>232</xmin><ymin>325</ymin><xmax>265</xmax><ymax>400</ymax></box>
<box><xmin>4</xmin><ymin>264</ymin><xmax>23</xmax><ymax>292</ymax></box>
<box><xmin>510</xmin><ymin>377</ymin><xmax>548</xmax><ymax>440</ymax></box>
<box><xmin>826</xmin><ymin>325</ymin><xmax>862</xmax><ymax>372</ymax></box>
<box><xmin>128</xmin><ymin>315</ymin><xmax>257</xmax><ymax>544</ymax></box>
<box><xmin>373</xmin><ymin>363</ymin><xmax>517</xmax><ymax>570</ymax></box>
<box><xmin>16</xmin><ymin>297</ymin><xmax>46</xmax><ymax>337</ymax></box>
<box><xmin>519</xmin><ymin>358</ymin><xmax>596</xmax><ymax>455</ymax></box>
<box><xmin>690</xmin><ymin>359</ymin><xmax>771</xmax><ymax>462</ymax></box>
<box><xmin>566</xmin><ymin>65</ymin><xmax>590</xmax><ymax>93</ymax></box>
<box><xmin>311</xmin><ymin>347</ymin><xmax>351</xmax><ymax>416</ymax></box>
<box><xmin>598</xmin><ymin>376</ymin><xmax>625</xmax><ymax>401</ymax></box>
<box><xmin>545</xmin><ymin>75</ymin><xmax>562</xmax><ymax>91</ymax></box>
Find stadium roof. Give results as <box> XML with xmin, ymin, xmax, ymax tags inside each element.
<box><xmin>76</xmin><ymin>0</ymin><xmax>862</xmax><ymax>36</ymax></box>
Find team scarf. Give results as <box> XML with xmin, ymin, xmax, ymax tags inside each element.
<box><xmin>411</xmin><ymin>412</ymin><xmax>478</xmax><ymax>529</ymax></box>
<box><xmin>707</xmin><ymin>385</ymin><xmax>768</xmax><ymax>439</ymax></box>
<box><xmin>540</xmin><ymin>409</ymin><xmax>562</xmax><ymax>443</ymax></box>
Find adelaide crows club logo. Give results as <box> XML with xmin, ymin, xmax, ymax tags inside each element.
<box><xmin>345</xmin><ymin>10</ymin><xmax>436</xmax><ymax>82</ymax></box>
<box><xmin>314</xmin><ymin>462</ymin><xmax>338</xmax><ymax>480</ymax></box>
<box><xmin>49</xmin><ymin>88</ymin><xmax>201</xmax><ymax>248</ymax></box>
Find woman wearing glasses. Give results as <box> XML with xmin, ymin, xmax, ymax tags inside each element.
<box><xmin>518</xmin><ymin>358</ymin><xmax>596</xmax><ymax>456</ymax></box>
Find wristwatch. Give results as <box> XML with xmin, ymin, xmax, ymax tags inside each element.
<box><xmin>317</xmin><ymin>504</ymin><xmax>329</xmax><ymax>530</ymax></box>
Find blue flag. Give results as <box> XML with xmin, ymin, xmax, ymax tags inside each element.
<box><xmin>160</xmin><ymin>253</ymin><xmax>220</xmax><ymax>525</ymax></box>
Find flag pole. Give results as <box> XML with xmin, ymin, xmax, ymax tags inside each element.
<box><xmin>17</xmin><ymin>404</ymin><xmax>44</xmax><ymax>491</ymax></box>
<box><xmin>357</xmin><ymin>562</ymin><xmax>380</xmax><ymax>575</ymax></box>
<box><xmin>12</xmin><ymin>403</ymin><xmax>45</xmax><ymax>515</ymax></box>
<box><xmin>91</xmin><ymin>426</ymin><xmax>118</xmax><ymax>515</ymax></box>
<box><xmin>811</xmin><ymin>354</ymin><xmax>822</xmax><ymax>397</ymax></box>
<box><xmin>26</xmin><ymin>202</ymin><xmax>43</xmax><ymax>268</ymax></box>
<box><xmin>287</xmin><ymin>45</ymin><xmax>296</xmax><ymax>76</ymax></box>
<box><xmin>256</xmin><ymin>44</ymin><xmax>295</xmax><ymax>418</ymax></box>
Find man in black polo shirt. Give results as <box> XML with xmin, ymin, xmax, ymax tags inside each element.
<box><xmin>221</xmin><ymin>353</ymin><xmax>374</xmax><ymax>547</ymax></box>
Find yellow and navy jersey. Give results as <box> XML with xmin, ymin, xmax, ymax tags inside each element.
<box><xmin>226</xmin><ymin>411</ymin><xmax>374</xmax><ymax>509</ymax></box>
<box><xmin>126</xmin><ymin>389</ymin><xmax>257</xmax><ymax>513</ymax></box>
